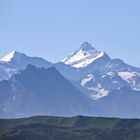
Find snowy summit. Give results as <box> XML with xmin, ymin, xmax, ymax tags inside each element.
<box><xmin>62</xmin><ymin>42</ymin><xmax>105</xmax><ymax>68</ymax></box>
<box><xmin>0</xmin><ymin>51</ymin><xmax>17</xmax><ymax>62</ymax></box>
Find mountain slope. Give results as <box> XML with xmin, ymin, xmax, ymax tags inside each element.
<box><xmin>0</xmin><ymin>65</ymin><xmax>94</xmax><ymax>117</ymax></box>
<box><xmin>81</xmin><ymin>70</ymin><xmax>140</xmax><ymax>100</ymax></box>
<box><xmin>93</xmin><ymin>87</ymin><xmax>140</xmax><ymax>118</ymax></box>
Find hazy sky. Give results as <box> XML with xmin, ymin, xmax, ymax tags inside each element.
<box><xmin>0</xmin><ymin>0</ymin><xmax>140</xmax><ymax>67</ymax></box>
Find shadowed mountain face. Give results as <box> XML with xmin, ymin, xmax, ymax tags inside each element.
<box><xmin>1</xmin><ymin>116</ymin><xmax>140</xmax><ymax>140</ymax></box>
<box><xmin>0</xmin><ymin>65</ymin><xmax>94</xmax><ymax>118</ymax></box>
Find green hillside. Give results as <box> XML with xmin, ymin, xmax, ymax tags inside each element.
<box><xmin>0</xmin><ymin>116</ymin><xmax>140</xmax><ymax>140</ymax></box>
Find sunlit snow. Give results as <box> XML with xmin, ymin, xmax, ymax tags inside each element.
<box><xmin>118</xmin><ymin>71</ymin><xmax>137</xmax><ymax>83</ymax></box>
<box><xmin>0</xmin><ymin>51</ymin><xmax>16</xmax><ymax>62</ymax></box>
<box><xmin>62</xmin><ymin>42</ymin><xmax>104</xmax><ymax>68</ymax></box>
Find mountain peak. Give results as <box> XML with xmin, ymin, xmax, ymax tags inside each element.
<box><xmin>0</xmin><ymin>51</ymin><xmax>19</xmax><ymax>62</ymax></box>
<box><xmin>62</xmin><ymin>42</ymin><xmax>105</xmax><ymax>68</ymax></box>
<box><xmin>0</xmin><ymin>51</ymin><xmax>52</xmax><ymax>70</ymax></box>
<box><xmin>0</xmin><ymin>51</ymin><xmax>27</xmax><ymax>63</ymax></box>
<box><xmin>78</xmin><ymin>42</ymin><xmax>98</xmax><ymax>56</ymax></box>
<box><xmin>80</xmin><ymin>42</ymin><xmax>95</xmax><ymax>51</ymax></box>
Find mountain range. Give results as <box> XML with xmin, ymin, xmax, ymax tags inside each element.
<box><xmin>0</xmin><ymin>42</ymin><xmax>140</xmax><ymax>118</ymax></box>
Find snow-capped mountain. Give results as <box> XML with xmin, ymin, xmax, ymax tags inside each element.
<box><xmin>60</xmin><ymin>42</ymin><xmax>140</xmax><ymax>100</ymax></box>
<box><xmin>62</xmin><ymin>42</ymin><xmax>106</xmax><ymax>68</ymax></box>
<box><xmin>0</xmin><ymin>51</ymin><xmax>52</xmax><ymax>81</ymax></box>
<box><xmin>0</xmin><ymin>51</ymin><xmax>52</xmax><ymax>69</ymax></box>
<box><xmin>56</xmin><ymin>42</ymin><xmax>111</xmax><ymax>81</ymax></box>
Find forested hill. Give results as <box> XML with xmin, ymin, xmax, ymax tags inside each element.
<box><xmin>0</xmin><ymin>115</ymin><xmax>140</xmax><ymax>140</ymax></box>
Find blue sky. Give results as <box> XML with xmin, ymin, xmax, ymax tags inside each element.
<box><xmin>0</xmin><ymin>0</ymin><xmax>140</xmax><ymax>67</ymax></box>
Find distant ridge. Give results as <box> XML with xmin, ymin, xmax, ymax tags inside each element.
<box><xmin>1</xmin><ymin>115</ymin><xmax>140</xmax><ymax>140</ymax></box>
